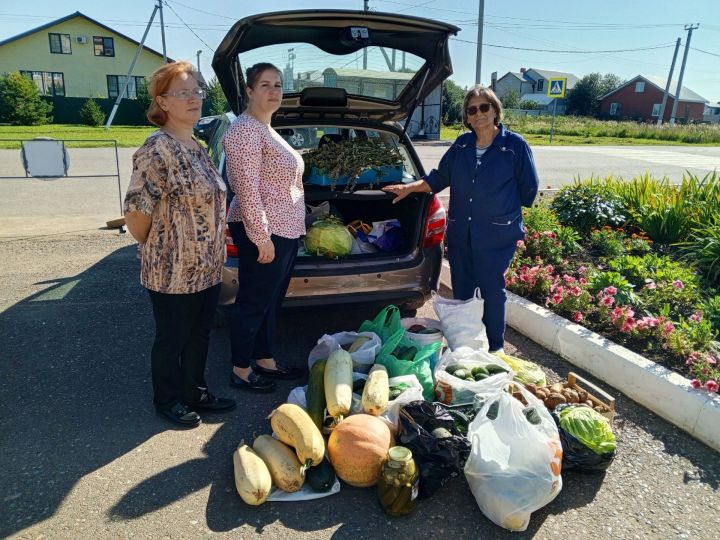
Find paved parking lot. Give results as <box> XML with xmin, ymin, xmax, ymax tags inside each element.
<box><xmin>1</xmin><ymin>231</ymin><xmax>718</xmax><ymax>539</ymax></box>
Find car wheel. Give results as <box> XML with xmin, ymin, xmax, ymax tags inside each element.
<box><xmin>288</xmin><ymin>130</ymin><xmax>306</xmax><ymax>148</ymax></box>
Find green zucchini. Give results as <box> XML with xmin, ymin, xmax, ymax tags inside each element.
<box><xmin>307</xmin><ymin>360</ymin><xmax>327</xmax><ymax>430</ymax></box>
<box><xmin>306</xmin><ymin>458</ymin><xmax>336</xmax><ymax>492</ymax></box>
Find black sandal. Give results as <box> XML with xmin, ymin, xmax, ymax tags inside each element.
<box><xmin>253</xmin><ymin>361</ymin><xmax>304</xmax><ymax>380</ymax></box>
<box><xmin>230</xmin><ymin>371</ymin><xmax>277</xmax><ymax>392</ymax></box>
<box><xmin>156</xmin><ymin>403</ymin><xmax>201</xmax><ymax>427</ymax></box>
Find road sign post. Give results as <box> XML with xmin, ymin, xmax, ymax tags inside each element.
<box><xmin>547</xmin><ymin>77</ymin><xmax>567</xmax><ymax>145</ymax></box>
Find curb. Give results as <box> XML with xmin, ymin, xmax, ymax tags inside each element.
<box><xmin>439</xmin><ymin>261</ymin><xmax>720</xmax><ymax>452</ymax></box>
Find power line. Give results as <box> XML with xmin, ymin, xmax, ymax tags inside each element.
<box><xmin>162</xmin><ymin>0</ymin><xmax>216</xmax><ymax>51</ymax></box>
<box><xmin>691</xmin><ymin>46</ymin><xmax>720</xmax><ymax>58</ymax></box>
<box><xmin>450</xmin><ymin>38</ymin><xmax>675</xmax><ymax>54</ymax></box>
<box><xmin>162</xmin><ymin>0</ymin><xmax>237</xmax><ymax>20</ymax></box>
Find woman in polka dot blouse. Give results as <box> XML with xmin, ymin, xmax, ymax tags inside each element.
<box><xmin>222</xmin><ymin>62</ymin><xmax>305</xmax><ymax>392</ymax></box>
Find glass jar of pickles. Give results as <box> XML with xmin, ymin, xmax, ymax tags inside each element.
<box><xmin>377</xmin><ymin>446</ymin><xmax>419</xmax><ymax>517</ymax></box>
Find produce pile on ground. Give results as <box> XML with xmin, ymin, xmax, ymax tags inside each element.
<box><xmin>230</xmin><ymin>303</ymin><xmax>619</xmax><ymax>532</ymax></box>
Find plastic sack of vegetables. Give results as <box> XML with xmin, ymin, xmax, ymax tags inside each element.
<box><xmin>375</xmin><ymin>332</ymin><xmax>441</xmax><ymax>401</ymax></box>
<box><xmin>551</xmin><ymin>404</ymin><xmax>616</xmax><ymax>473</ymax></box>
<box><xmin>307</xmin><ymin>331</ymin><xmax>381</xmax><ymax>373</ymax></box>
<box><xmin>434</xmin><ymin>347</ymin><xmax>513</xmax><ymax>405</ymax></box>
<box><xmin>433</xmin><ymin>288</ymin><xmax>489</xmax><ymax>351</ymax></box>
<box><xmin>358</xmin><ymin>304</ymin><xmax>403</xmax><ymax>343</ymax></box>
<box><xmin>492</xmin><ymin>352</ymin><xmax>547</xmax><ymax>387</ymax></box>
<box><xmin>397</xmin><ymin>400</ymin><xmax>471</xmax><ymax>499</ymax></box>
<box><xmin>464</xmin><ymin>382</ymin><xmax>563</xmax><ymax>532</ymax></box>
<box><xmin>304</xmin><ymin>216</ymin><xmax>353</xmax><ymax>258</ymax></box>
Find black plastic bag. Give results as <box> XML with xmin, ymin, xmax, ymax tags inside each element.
<box><xmin>397</xmin><ymin>400</ymin><xmax>471</xmax><ymax>499</ymax></box>
<box><xmin>552</xmin><ymin>405</ymin><xmax>615</xmax><ymax>473</ymax></box>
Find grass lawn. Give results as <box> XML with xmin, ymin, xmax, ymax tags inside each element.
<box><xmin>0</xmin><ymin>124</ymin><xmax>156</xmax><ymax>149</ymax></box>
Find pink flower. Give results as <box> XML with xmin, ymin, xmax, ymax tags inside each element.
<box><xmin>578</xmin><ymin>266</ymin><xmax>587</xmax><ymax>275</ymax></box>
<box><xmin>645</xmin><ymin>280</ymin><xmax>657</xmax><ymax>290</ymax></box>
<box><xmin>705</xmin><ymin>380</ymin><xmax>719</xmax><ymax>393</ymax></box>
<box><xmin>620</xmin><ymin>317</ymin><xmax>636</xmax><ymax>333</ymax></box>
<box><xmin>690</xmin><ymin>379</ymin><xmax>702</xmax><ymax>389</ymax></box>
<box><xmin>550</xmin><ymin>293</ymin><xmax>563</xmax><ymax>304</ymax></box>
<box><xmin>604</xmin><ymin>286</ymin><xmax>618</xmax><ymax>296</ymax></box>
<box><xmin>662</xmin><ymin>322</ymin><xmax>675</xmax><ymax>335</ymax></box>
<box><xmin>610</xmin><ymin>306</ymin><xmax>623</xmax><ymax>323</ymax></box>
<box><xmin>579</xmin><ymin>277</ymin><xmax>588</xmax><ymax>285</ymax></box>
<box><xmin>516</xmin><ymin>240</ymin><xmax>525</xmax><ymax>249</ymax></box>
<box><xmin>600</xmin><ymin>295</ymin><xmax>615</xmax><ymax>307</ymax></box>
<box><xmin>563</xmin><ymin>275</ymin><xmax>576</xmax><ymax>284</ymax></box>
<box><xmin>641</xmin><ymin>316</ymin><xmax>659</xmax><ymax>328</ymax></box>
<box><xmin>690</xmin><ymin>311</ymin><xmax>702</xmax><ymax>323</ymax></box>
<box><xmin>569</xmin><ymin>286</ymin><xmax>582</xmax><ymax>297</ymax></box>
<box><xmin>545</xmin><ymin>265</ymin><xmax>554</xmax><ymax>274</ymax></box>
<box><xmin>673</xmin><ymin>279</ymin><xmax>684</xmax><ymax>290</ymax></box>
<box><xmin>573</xmin><ymin>311</ymin><xmax>584</xmax><ymax>323</ymax></box>
<box><xmin>707</xmin><ymin>355</ymin><xmax>717</xmax><ymax>366</ymax></box>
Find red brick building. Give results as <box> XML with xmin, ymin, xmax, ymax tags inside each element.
<box><xmin>599</xmin><ymin>75</ymin><xmax>707</xmax><ymax>123</ymax></box>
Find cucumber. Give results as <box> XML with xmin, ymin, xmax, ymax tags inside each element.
<box><xmin>306</xmin><ymin>360</ymin><xmax>327</xmax><ymax>430</ymax></box>
<box><xmin>471</xmin><ymin>366</ymin><xmax>490</xmax><ymax>377</ymax></box>
<box><xmin>473</xmin><ymin>372</ymin><xmax>489</xmax><ymax>381</ymax></box>
<box><xmin>452</xmin><ymin>368</ymin><xmax>471</xmax><ymax>380</ymax></box>
<box><xmin>485</xmin><ymin>363</ymin><xmax>509</xmax><ymax>375</ymax></box>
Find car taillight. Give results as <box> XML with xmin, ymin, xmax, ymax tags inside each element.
<box><xmin>226</xmin><ymin>227</ymin><xmax>238</xmax><ymax>258</ymax></box>
<box><xmin>423</xmin><ymin>194</ymin><xmax>446</xmax><ymax>248</ymax></box>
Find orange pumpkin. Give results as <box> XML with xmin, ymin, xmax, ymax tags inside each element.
<box><xmin>327</xmin><ymin>414</ymin><xmax>394</xmax><ymax>487</ymax></box>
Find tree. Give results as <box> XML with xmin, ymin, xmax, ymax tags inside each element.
<box><xmin>0</xmin><ymin>72</ymin><xmax>53</xmax><ymax>125</ymax></box>
<box><xmin>80</xmin><ymin>98</ymin><xmax>106</xmax><ymax>126</ymax></box>
<box><xmin>206</xmin><ymin>77</ymin><xmax>229</xmax><ymax>116</ymax></box>
<box><xmin>518</xmin><ymin>99</ymin><xmax>540</xmax><ymax>110</ymax></box>
<box><xmin>501</xmin><ymin>89</ymin><xmax>520</xmax><ymax>109</ymax></box>
<box><xmin>441</xmin><ymin>79</ymin><xmax>465</xmax><ymax>125</ymax></box>
<box><xmin>565</xmin><ymin>73</ymin><xmax>624</xmax><ymax>116</ymax></box>
<box><xmin>135</xmin><ymin>79</ymin><xmax>152</xmax><ymax>113</ymax></box>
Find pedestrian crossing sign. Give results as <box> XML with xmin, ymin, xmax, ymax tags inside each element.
<box><xmin>547</xmin><ymin>77</ymin><xmax>567</xmax><ymax>98</ymax></box>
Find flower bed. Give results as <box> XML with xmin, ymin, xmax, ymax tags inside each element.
<box><xmin>506</xmin><ymin>173</ymin><xmax>720</xmax><ymax>394</ymax></box>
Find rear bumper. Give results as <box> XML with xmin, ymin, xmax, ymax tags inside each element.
<box><xmin>218</xmin><ymin>245</ymin><xmax>442</xmax><ymax>308</ymax></box>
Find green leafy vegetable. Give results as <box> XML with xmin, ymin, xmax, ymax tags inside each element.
<box><xmin>304</xmin><ymin>216</ymin><xmax>353</xmax><ymax>258</ymax></box>
<box><xmin>559</xmin><ymin>406</ymin><xmax>616</xmax><ymax>455</ymax></box>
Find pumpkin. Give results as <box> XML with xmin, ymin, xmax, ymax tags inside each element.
<box><xmin>327</xmin><ymin>414</ymin><xmax>393</xmax><ymax>487</ymax></box>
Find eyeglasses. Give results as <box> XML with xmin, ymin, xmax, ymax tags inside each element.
<box><xmin>161</xmin><ymin>88</ymin><xmax>207</xmax><ymax>100</ymax></box>
<box><xmin>465</xmin><ymin>103</ymin><xmax>492</xmax><ymax>116</ymax></box>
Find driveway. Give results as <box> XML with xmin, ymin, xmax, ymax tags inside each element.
<box><xmin>0</xmin><ymin>231</ymin><xmax>718</xmax><ymax>539</ymax></box>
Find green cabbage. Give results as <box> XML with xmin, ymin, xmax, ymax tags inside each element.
<box><xmin>559</xmin><ymin>406</ymin><xmax>616</xmax><ymax>455</ymax></box>
<box><xmin>304</xmin><ymin>217</ymin><xmax>353</xmax><ymax>258</ymax></box>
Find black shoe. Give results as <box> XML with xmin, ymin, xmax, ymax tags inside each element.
<box><xmin>191</xmin><ymin>389</ymin><xmax>237</xmax><ymax>412</ymax></box>
<box><xmin>253</xmin><ymin>361</ymin><xmax>304</xmax><ymax>380</ymax></box>
<box><xmin>156</xmin><ymin>403</ymin><xmax>201</xmax><ymax>427</ymax></box>
<box><xmin>230</xmin><ymin>371</ymin><xmax>277</xmax><ymax>392</ymax></box>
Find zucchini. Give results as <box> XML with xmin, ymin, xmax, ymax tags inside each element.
<box><xmin>325</xmin><ymin>349</ymin><xmax>353</xmax><ymax>421</ymax></box>
<box><xmin>361</xmin><ymin>364</ymin><xmax>389</xmax><ymax>416</ymax></box>
<box><xmin>305</xmin><ymin>457</ymin><xmax>336</xmax><ymax>493</ymax></box>
<box><xmin>486</xmin><ymin>363</ymin><xmax>509</xmax><ymax>375</ymax></box>
<box><xmin>306</xmin><ymin>360</ymin><xmax>327</xmax><ymax>430</ymax></box>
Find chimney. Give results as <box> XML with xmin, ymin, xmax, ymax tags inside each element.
<box><xmin>520</xmin><ymin>67</ymin><xmax>526</xmax><ymax>73</ymax></box>
<box><xmin>491</xmin><ymin>71</ymin><xmax>497</xmax><ymax>90</ymax></box>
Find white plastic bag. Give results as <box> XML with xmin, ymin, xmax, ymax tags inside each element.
<box><xmin>307</xmin><ymin>331</ymin><xmax>381</xmax><ymax>373</ymax></box>
<box><xmin>433</xmin><ymin>288</ymin><xmax>489</xmax><ymax>351</ymax></box>
<box><xmin>267</xmin><ymin>477</ymin><xmax>341</xmax><ymax>501</ymax></box>
<box><xmin>305</xmin><ymin>201</ymin><xmax>330</xmax><ymax>227</ymax></box>
<box><xmin>287</xmin><ymin>385</ymin><xmax>308</xmax><ymax>409</ymax></box>
<box><xmin>464</xmin><ymin>383</ymin><xmax>563</xmax><ymax>532</ymax></box>
<box><xmin>433</xmin><ymin>347</ymin><xmax>513</xmax><ymax>405</ymax></box>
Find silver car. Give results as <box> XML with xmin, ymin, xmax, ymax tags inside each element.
<box><xmin>207</xmin><ymin>10</ymin><xmax>458</xmax><ymax>323</ymax></box>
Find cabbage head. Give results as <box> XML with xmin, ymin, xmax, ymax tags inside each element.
<box><xmin>559</xmin><ymin>406</ymin><xmax>616</xmax><ymax>455</ymax></box>
<box><xmin>304</xmin><ymin>216</ymin><xmax>353</xmax><ymax>258</ymax></box>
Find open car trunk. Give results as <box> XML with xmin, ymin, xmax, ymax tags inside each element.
<box><xmin>300</xmin><ymin>188</ymin><xmax>427</xmax><ymax>264</ymax></box>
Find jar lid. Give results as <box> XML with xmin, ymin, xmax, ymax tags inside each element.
<box><xmin>388</xmin><ymin>446</ymin><xmax>412</xmax><ymax>463</ymax></box>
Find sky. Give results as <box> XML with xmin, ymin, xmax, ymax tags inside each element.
<box><xmin>1</xmin><ymin>0</ymin><xmax>719</xmax><ymax>103</ymax></box>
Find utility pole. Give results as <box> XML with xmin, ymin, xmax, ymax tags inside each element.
<box><xmin>669</xmin><ymin>24</ymin><xmax>699</xmax><ymax>125</ymax></box>
<box><xmin>475</xmin><ymin>0</ymin><xmax>485</xmax><ymax>84</ymax></box>
<box><xmin>363</xmin><ymin>0</ymin><xmax>369</xmax><ymax>70</ymax></box>
<box><xmin>657</xmin><ymin>38</ymin><xmax>680</xmax><ymax>125</ymax></box>
<box><xmin>196</xmin><ymin>50</ymin><xmax>202</xmax><ymax>73</ymax></box>
<box><xmin>158</xmin><ymin>0</ymin><xmax>167</xmax><ymax>62</ymax></box>
<box><xmin>105</xmin><ymin>3</ymin><xmax>160</xmax><ymax>129</ymax></box>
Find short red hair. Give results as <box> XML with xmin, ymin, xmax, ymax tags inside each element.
<box><xmin>146</xmin><ymin>60</ymin><xmax>199</xmax><ymax>126</ymax></box>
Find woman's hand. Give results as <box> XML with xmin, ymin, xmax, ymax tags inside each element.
<box><xmin>382</xmin><ymin>180</ymin><xmax>431</xmax><ymax>204</ymax></box>
<box><xmin>257</xmin><ymin>239</ymin><xmax>275</xmax><ymax>264</ymax></box>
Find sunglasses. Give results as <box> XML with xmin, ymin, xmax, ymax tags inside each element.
<box><xmin>161</xmin><ymin>88</ymin><xmax>207</xmax><ymax>100</ymax></box>
<box><xmin>465</xmin><ymin>103</ymin><xmax>492</xmax><ymax>116</ymax></box>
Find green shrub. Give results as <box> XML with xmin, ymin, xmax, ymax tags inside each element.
<box><xmin>0</xmin><ymin>71</ymin><xmax>53</xmax><ymax>125</ymax></box>
<box><xmin>590</xmin><ymin>227</ymin><xmax>626</xmax><ymax>258</ymax></box>
<box><xmin>702</xmin><ymin>295</ymin><xmax>720</xmax><ymax>335</ymax></box>
<box><xmin>588</xmin><ymin>270</ymin><xmax>639</xmax><ymax>306</ymax></box>
<box><xmin>556</xmin><ymin>226</ymin><xmax>581</xmax><ymax>256</ymax></box>
<box><xmin>681</xmin><ymin>222</ymin><xmax>720</xmax><ymax>283</ymax></box>
<box><xmin>551</xmin><ymin>179</ymin><xmax>626</xmax><ymax>234</ymax></box>
<box><xmin>79</xmin><ymin>98</ymin><xmax>105</xmax><ymax>126</ymax></box>
<box><xmin>522</xmin><ymin>204</ymin><xmax>560</xmax><ymax>234</ymax></box>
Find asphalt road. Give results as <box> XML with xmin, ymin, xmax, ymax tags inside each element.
<box><xmin>0</xmin><ymin>231</ymin><xmax>718</xmax><ymax>539</ymax></box>
<box><xmin>1</xmin><ymin>144</ymin><xmax>718</xmax><ymax>238</ymax></box>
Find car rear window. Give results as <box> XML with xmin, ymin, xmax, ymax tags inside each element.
<box><xmin>239</xmin><ymin>43</ymin><xmax>425</xmax><ymax>101</ymax></box>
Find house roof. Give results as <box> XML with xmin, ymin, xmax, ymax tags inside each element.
<box><xmin>599</xmin><ymin>74</ymin><xmax>708</xmax><ymax>103</ymax></box>
<box><xmin>0</xmin><ymin>11</ymin><xmax>169</xmax><ymax>60</ymax></box>
<box><xmin>525</xmin><ymin>69</ymin><xmax>579</xmax><ymax>89</ymax></box>
<box><xmin>520</xmin><ymin>93</ymin><xmax>555</xmax><ymax>106</ymax></box>
<box><xmin>327</xmin><ymin>68</ymin><xmax>415</xmax><ymax>80</ymax></box>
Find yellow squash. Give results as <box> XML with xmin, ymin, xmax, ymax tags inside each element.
<box><xmin>324</xmin><ymin>348</ymin><xmax>353</xmax><ymax>421</ymax></box>
<box><xmin>269</xmin><ymin>403</ymin><xmax>325</xmax><ymax>468</ymax></box>
<box><xmin>252</xmin><ymin>435</ymin><xmax>304</xmax><ymax>493</ymax></box>
<box><xmin>232</xmin><ymin>443</ymin><xmax>272</xmax><ymax>506</ymax></box>
<box><xmin>361</xmin><ymin>364</ymin><xmax>389</xmax><ymax>416</ymax></box>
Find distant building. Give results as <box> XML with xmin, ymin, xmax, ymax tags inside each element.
<box><xmin>491</xmin><ymin>68</ymin><xmax>579</xmax><ymax>113</ymax></box>
<box><xmin>599</xmin><ymin>75</ymin><xmax>708</xmax><ymax>123</ymax></box>
<box><xmin>703</xmin><ymin>102</ymin><xmax>720</xmax><ymax>124</ymax></box>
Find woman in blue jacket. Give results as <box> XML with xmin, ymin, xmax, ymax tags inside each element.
<box><xmin>384</xmin><ymin>85</ymin><xmax>539</xmax><ymax>353</ymax></box>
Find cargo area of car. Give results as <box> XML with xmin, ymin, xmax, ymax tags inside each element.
<box><xmin>299</xmin><ymin>187</ymin><xmax>427</xmax><ymax>262</ymax></box>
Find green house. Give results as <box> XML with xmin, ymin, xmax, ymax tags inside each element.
<box><xmin>0</xmin><ymin>11</ymin><xmax>170</xmax><ymax>123</ymax></box>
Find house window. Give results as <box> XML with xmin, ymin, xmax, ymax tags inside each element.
<box><xmin>609</xmin><ymin>102</ymin><xmax>620</xmax><ymax>116</ymax></box>
<box><xmin>49</xmin><ymin>33</ymin><xmax>71</xmax><ymax>54</ymax></box>
<box><xmin>651</xmin><ymin>103</ymin><xmax>662</xmax><ymax>117</ymax></box>
<box><xmin>93</xmin><ymin>36</ymin><xmax>115</xmax><ymax>57</ymax></box>
<box><xmin>107</xmin><ymin>75</ymin><xmax>145</xmax><ymax>99</ymax></box>
<box><xmin>635</xmin><ymin>81</ymin><xmax>645</xmax><ymax>92</ymax></box>
<box><xmin>20</xmin><ymin>70</ymin><xmax>65</xmax><ymax>96</ymax></box>
<box><xmin>536</xmin><ymin>80</ymin><xmax>544</xmax><ymax>92</ymax></box>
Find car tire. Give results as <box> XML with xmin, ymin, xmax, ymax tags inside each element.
<box><xmin>288</xmin><ymin>130</ymin><xmax>306</xmax><ymax>148</ymax></box>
